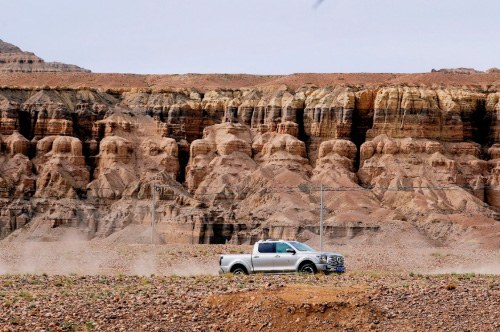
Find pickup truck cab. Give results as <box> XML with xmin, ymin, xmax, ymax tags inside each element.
<box><xmin>219</xmin><ymin>240</ymin><xmax>345</xmax><ymax>275</ymax></box>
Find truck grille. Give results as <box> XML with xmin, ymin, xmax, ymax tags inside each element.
<box><xmin>328</xmin><ymin>256</ymin><xmax>344</xmax><ymax>267</ymax></box>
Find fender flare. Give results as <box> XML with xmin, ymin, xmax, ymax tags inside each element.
<box><xmin>229</xmin><ymin>260</ymin><xmax>252</xmax><ymax>274</ymax></box>
<box><xmin>294</xmin><ymin>256</ymin><xmax>319</xmax><ymax>272</ymax></box>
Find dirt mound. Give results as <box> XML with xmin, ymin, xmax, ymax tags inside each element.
<box><xmin>207</xmin><ymin>284</ymin><xmax>381</xmax><ymax>331</ymax></box>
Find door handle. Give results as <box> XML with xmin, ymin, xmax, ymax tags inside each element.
<box><xmin>275</xmin><ymin>255</ymin><xmax>280</xmax><ymax>258</ymax></box>
<box><xmin>253</xmin><ymin>256</ymin><xmax>259</xmax><ymax>258</ymax></box>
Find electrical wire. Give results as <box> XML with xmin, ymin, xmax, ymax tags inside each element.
<box><xmin>0</xmin><ymin>183</ymin><xmax>498</xmax><ymax>203</ymax></box>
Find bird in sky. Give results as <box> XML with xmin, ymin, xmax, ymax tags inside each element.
<box><xmin>313</xmin><ymin>0</ymin><xmax>325</xmax><ymax>9</ymax></box>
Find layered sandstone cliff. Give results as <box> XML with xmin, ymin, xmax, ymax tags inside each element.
<box><xmin>0</xmin><ymin>77</ymin><xmax>499</xmax><ymax>247</ymax></box>
<box><xmin>0</xmin><ymin>39</ymin><xmax>89</xmax><ymax>73</ymax></box>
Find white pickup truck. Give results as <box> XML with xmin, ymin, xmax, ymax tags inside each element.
<box><xmin>219</xmin><ymin>240</ymin><xmax>345</xmax><ymax>275</ymax></box>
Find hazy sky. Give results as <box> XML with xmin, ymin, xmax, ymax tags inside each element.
<box><xmin>2</xmin><ymin>0</ymin><xmax>499</xmax><ymax>74</ymax></box>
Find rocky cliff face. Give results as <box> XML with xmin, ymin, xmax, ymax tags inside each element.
<box><xmin>0</xmin><ymin>82</ymin><xmax>499</xmax><ymax>247</ymax></box>
<box><xmin>0</xmin><ymin>39</ymin><xmax>89</xmax><ymax>73</ymax></box>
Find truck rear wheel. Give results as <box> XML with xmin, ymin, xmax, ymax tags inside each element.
<box><xmin>231</xmin><ymin>265</ymin><xmax>248</xmax><ymax>275</ymax></box>
<box><xmin>299</xmin><ymin>262</ymin><xmax>317</xmax><ymax>274</ymax></box>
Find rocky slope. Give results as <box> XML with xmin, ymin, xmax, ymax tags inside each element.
<box><xmin>0</xmin><ymin>39</ymin><xmax>89</xmax><ymax>73</ymax></box>
<box><xmin>0</xmin><ymin>73</ymin><xmax>500</xmax><ymax>247</ymax></box>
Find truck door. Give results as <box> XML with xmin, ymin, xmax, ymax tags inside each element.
<box><xmin>252</xmin><ymin>242</ymin><xmax>276</xmax><ymax>272</ymax></box>
<box><xmin>275</xmin><ymin>242</ymin><xmax>297</xmax><ymax>271</ymax></box>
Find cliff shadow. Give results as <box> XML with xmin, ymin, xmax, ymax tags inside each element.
<box><xmin>351</xmin><ymin>108</ymin><xmax>374</xmax><ymax>171</ymax></box>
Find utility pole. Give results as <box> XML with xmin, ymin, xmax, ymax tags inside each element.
<box><xmin>150</xmin><ymin>176</ymin><xmax>172</xmax><ymax>245</ymax></box>
<box><xmin>320</xmin><ymin>184</ymin><xmax>323</xmax><ymax>253</ymax></box>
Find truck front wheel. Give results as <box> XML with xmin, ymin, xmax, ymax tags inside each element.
<box><xmin>299</xmin><ymin>262</ymin><xmax>317</xmax><ymax>274</ymax></box>
<box><xmin>231</xmin><ymin>265</ymin><xmax>248</xmax><ymax>275</ymax></box>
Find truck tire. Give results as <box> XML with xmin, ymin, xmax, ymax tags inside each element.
<box><xmin>299</xmin><ymin>262</ymin><xmax>317</xmax><ymax>274</ymax></box>
<box><xmin>231</xmin><ymin>265</ymin><xmax>248</xmax><ymax>275</ymax></box>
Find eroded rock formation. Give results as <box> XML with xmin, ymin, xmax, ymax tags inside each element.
<box><xmin>33</xmin><ymin>136</ymin><xmax>89</xmax><ymax>198</ymax></box>
<box><xmin>0</xmin><ymin>82</ymin><xmax>499</xmax><ymax>247</ymax></box>
<box><xmin>367</xmin><ymin>87</ymin><xmax>485</xmax><ymax>141</ymax></box>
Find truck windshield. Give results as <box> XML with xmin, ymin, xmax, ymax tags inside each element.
<box><xmin>289</xmin><ymin>241</ymin><xmax>316</xmax><ymax>252</ymax></box>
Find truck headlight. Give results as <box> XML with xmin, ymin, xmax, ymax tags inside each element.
<box><xmin>319</xmin><ymin>255</ymin><xmax>327</xmax><ymax>264</ymax></box>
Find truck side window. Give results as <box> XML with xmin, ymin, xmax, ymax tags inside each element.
<box><xmin>276</xmin><ymin>243</ymin><xmax>292</xmax><ymax>253</ymax></box>
<box><xmin>258</xmin><ymin>243</ymin><xmax>275</xmax><ymax>253</ymax></box>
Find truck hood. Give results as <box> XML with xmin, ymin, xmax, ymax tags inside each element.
<box><xmin>304</xmin><ymin>251</ymin><xmax>343</xmax><ymax>257</ymax></box>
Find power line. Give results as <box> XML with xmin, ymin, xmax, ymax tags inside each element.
<box><xmin>0</xmin><ymin>183</ymin><xmax>498</xmax><ymax>202</ymax></box>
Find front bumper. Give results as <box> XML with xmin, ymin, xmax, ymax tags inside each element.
<box><xmin>317</xmin><ymin>264</ymin><xmax>345</xmax><ymax>273</ymax></box>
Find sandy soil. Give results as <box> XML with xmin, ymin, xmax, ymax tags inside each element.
<box><xmin>0</xmin><ymin>239</ymin><xmax>499</xmax><ymax>276</ymax></box>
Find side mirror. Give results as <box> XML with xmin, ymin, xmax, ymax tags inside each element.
<box><xmin>286</xmin><ymin>248</ymin><xmax>296</xmax><ymax>254</ymax></box>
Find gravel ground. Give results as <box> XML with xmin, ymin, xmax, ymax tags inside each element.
<box><xmin>0</xmin><ymin>241</ymin><xmax>498</xmax><ymax>331</ymax></box>
<box><xmin>0</xmin><ymin>273</ymin><xmax>498</xmax><ymax>331</ymax></box>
